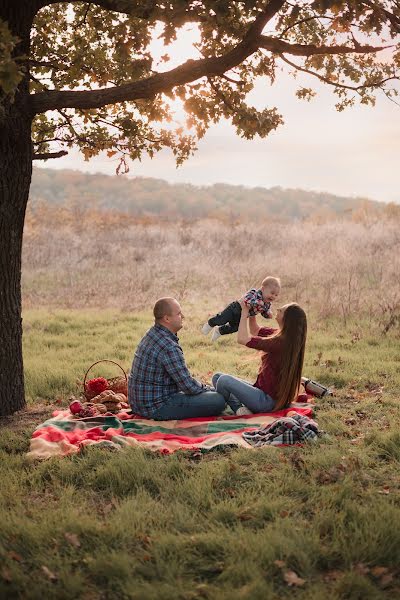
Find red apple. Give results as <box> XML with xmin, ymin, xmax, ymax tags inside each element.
<box><xmin>69</xmin><ymin>400</ymin><xmax>83</xmax><ymax>414</ymax></box>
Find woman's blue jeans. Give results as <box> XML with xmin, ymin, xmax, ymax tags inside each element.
<box><xmin>212</xmin><ymin>372</ymin><xmax>275</xmax><ymax>414</ymax></box>
<box><xmin>152</xmin><ymin>390</ymin><xmax>226</xmax><ymax>420</ymax></box>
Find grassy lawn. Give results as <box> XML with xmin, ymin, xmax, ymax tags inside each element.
<box><xmin>1</xmin><ymin>309</ymin><xmax>399</xmax><ymax>599</ymax></box>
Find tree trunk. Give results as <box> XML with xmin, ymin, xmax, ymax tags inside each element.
<box><xmin>0</xmin><ymin>3</ymin><xmax>34</xmax><ymax>415</ymax></box>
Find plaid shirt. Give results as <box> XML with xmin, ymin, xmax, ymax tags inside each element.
<box><xmin>242</xmin><ymin>414</ymin><xmax>321</xmax><ymax>446</ymax></box>
<box><xmin>243</xmin><ymin>288</ymin><xmax>272</xmax><ymax>318</ymax></box>
<box><xmin>128</xmin><ymin>324</ymin><xmax>208</xmax><ymax>417</ymax></box>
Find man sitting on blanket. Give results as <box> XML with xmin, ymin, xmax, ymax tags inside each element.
<box><xmin>128</xmin><ymin>297</ymin><xmax>226</xmax><ymax>420</ymax></box>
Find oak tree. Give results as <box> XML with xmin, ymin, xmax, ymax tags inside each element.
<box><xmin>0</xmin><ymin>0</ymin><xmax>399</xmax><ymax>415</ymax></box>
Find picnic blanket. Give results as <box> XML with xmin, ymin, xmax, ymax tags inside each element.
<box><xmin>27</xmin><ymin>405</ymin><xmax>314</xmax><ymax>459</ymax></box>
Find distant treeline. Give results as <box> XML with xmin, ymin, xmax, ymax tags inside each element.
<box><xmin>30</xmin><ymin>167</ymin><xmax>385</xmax><ymax>221</ymax></box>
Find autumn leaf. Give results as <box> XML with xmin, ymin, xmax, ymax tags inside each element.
<box><xmin>283</xmin><ymin>569</ymin><xmax>306</xmax><ymax>587</ymax></box>
<box><xmin>331</xmin><ymin>18</ymin><xmax>350</xmax><ymax>32</ymax></box>
<box><xmin>274</xmin><ymin>560</ymin><xmax>286</xmax><ymax>568</ymax></box>
<box><xmin>380</xmin><ymin>573</ymin><xmax>394</xmax><ymax>587</ymax></box>
<box><xmin>1</xmin><ymin>567</ymin><xmax>12</xmax><ymax>583</ymax></box>
<box><xmin>82</xmin><ymin>147</ymin><xmax>92</xmax><ymax>162</ymax></box>
<box><xmin>354</xmin><ymin>563</ymin><xmax>370</xmax><ymax>575</ymax></box>
<box><xmin>370</xmin><ymin>566</ymin><xmax>389</xmax><ymax>577</ymax></box>
<box><xmin>41</xmin><ymin>565</ymin><xmax>57</xmax><ymax>581</ymax></box>
<box><xmin>142</xmin><ymin>553</ymin><xmax>152</xmax><ymax>561</ymax></box>
<box><xmin>64</xmin><ymin>532</ymin><xmax>81</xmax><ymax>548</ymax></box>
<box><xmin>237</xmin><ymin>510</ymin><xmax>254</xmax><ymax>521</ymax></box>
<box><xmin>8</xmin><ymin>551</ymin><xmax>22</xmax><ymax>562</ymax></box>
<box><xmin>323</xmin><ymin>569</ymin><xmax>344</xmax><ymax>582</ymax></box>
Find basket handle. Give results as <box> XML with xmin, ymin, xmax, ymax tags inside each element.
<box><xmin>83</xmin><ymin>359</ymin><xmax>127</xmax><ymax>393</ymax></box>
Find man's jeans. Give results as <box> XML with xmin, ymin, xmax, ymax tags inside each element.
<box><xmin>212</xmin><ymin>372</ymin><xmax>275</xmax><ymax>413</ymax></box>
<box><xmin>208</xmin><ymin>301</ymin><xmax>242</xmax><ymax>335</ymax></box>
<box><xmin>152</xmin><ymin>391</ymin><xmax>226</xmax><ymax>420</ymax></box>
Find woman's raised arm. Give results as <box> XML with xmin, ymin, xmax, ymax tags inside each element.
<box><xmin>248</xmin><ymin>316</ymin><xmax>260</xmax><ymax>336</ymax></box>
<box><xmin>237</xmin><ymin>300</ymin><xmax>252</xmax><ymax>346</ymax></box>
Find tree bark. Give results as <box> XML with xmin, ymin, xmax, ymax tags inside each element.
<box><xmin>0</xmin><ymin>3</ymin><xmax>34</xmax><ymax>415</ymax></box>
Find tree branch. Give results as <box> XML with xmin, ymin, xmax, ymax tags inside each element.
<box><xmin>35</xmin><ymin>0</ymin><xmax>202</xmax><ymax>23</ymax></box>
<box><xmin>207</xmin><ymin>77</ymin><xmax>237</xmax><ymax>113</ymax></box>
<box><xmin>259</xmin><ymin>36</ymin><xmax>387</xmax><ymax>57</ymax></box>
<box><xmin>35</xmin><ymin>0</ymin><xmax>155</xmax><ymax>16</ymax></box>
<box><xmin>362</xmin><ymin>0</ymin><xmax>400</xmax><ymax>34</ymax></box>
<box><xmin>279</xmin><ymin>53</ymin><xmax>398</xmax><ymax>92</ymax></box>
<box><xmin>32</xmin><ymin>150</ymin><xmax>68</xmax><ymax>160</ymax></box>
<box><xmin>31</xmin><ymin>0</ymin><xmax>287</xmax><ymax>114</ymax></box>
<box><xmin>281</xmin><ymin>14</ymin><xmax>331</xmax><ymax>38</ymax></box>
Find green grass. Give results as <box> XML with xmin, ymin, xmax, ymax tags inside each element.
<box><xmin>0</xmin><ymin>309</ymin><xmax>399</xmax><ymax>599</ymax></box>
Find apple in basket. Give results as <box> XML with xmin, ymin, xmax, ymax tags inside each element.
<box><xmin>69</xmin><ymin>400</ymin><xmax>84</xmax><ymax>414</ymax></box>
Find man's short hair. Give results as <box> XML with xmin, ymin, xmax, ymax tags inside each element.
<box><xmin>153</xmin><ymin>297</ymin><xmax>175</xmax><ymax>321</ymax></box>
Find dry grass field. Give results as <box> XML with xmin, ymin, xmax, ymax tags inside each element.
<box><xmin>22</xmin><ymin>203</ymin><xmax>400</xmax><ymax>330</ymax></box>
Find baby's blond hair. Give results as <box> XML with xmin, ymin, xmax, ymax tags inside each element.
<box><xmin>261</xmin><ymin>276</ymin><xmax>281</xmax><ymax>289</ymax></box>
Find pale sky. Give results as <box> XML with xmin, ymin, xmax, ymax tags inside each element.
<box><xmin>36</xmin><ymin>24</ymin><xmax>400</xmax><ymax>204</ymax></box>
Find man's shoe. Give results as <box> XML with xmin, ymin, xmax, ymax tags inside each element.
<box><xmin>236</xmin><ymin>406</ymin><xmax>253</xmax><ymax>416</ymax></box>
<box><xmin>211</xmin><ymin>328</ymin><xmax>221</xmax><ymax>342</ymax></box>
<box><xmin>201</xmin><ymin>323</ymin><xmax>213</xmax><ymax>335</ymax></box>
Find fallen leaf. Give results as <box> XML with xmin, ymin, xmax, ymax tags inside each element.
<box><xmin>279</xmin><ymin>510</ymin><xmax>289</xmax><ymax>518</ymax></box>
<box><xmin>142</xmin><ymin>553</ymin><xmax>152</xmax><ymax>561</ymax></box>
<box><xmin>380</xmin><ymin>572</ymin><xmax>394</xmax><ymax>587</ymax></box>
<box><xmin>137</xmin><ymin>534</ymin><xmax>151</xmax><ymax>547</ymax></box>
<box><xmin>289</xmin><ymin>451</ymin><xmax>305</xmax><ymax>470</ymax></box>
<box><xmin>64</xmin><ymin>532</ymin><xmax>81</xmax><ymax>548</ymax></box>
<box><xmin>103</xmin><ymin>502</ymin><xmax>114</xmax><ymax>514</ymax></box>
<box><xmin>370</xmin><ymin>566</ymin><xmax>389</xmax><ymax>577</ymax></box>
<box><xmin>274</xmin><ymin>560</ymin><xmax>286</xmax><ymax>568</ymax></box>
<box><xmin>1</xmin><ymin>567</ymin><xmax>12</xmax><ymax>583</ymax></box>
<box><xmin>190</xmin><ymin>450</ymin><xmax>202</xmax><ymax>461</ymax></box>
<box><xmin>317</xmin><ymin>467</ymin><xmax>345</xmax><ymax>484</ymax></box>
<box><xmin>354</xmin><ymin>563</ymin><xmax>370</xmax><ymax>575</ymax></box>
<box><xmin>8</xmin><ymin>551</ymin><xmax>22</xmax><ymax>562</ymax></box>
<box><xmin>323</xmin><ymin>569</ymin><xmax>343</xmax><ymax>582</ymax></box>
<box><xmin>350</xmin><ymin>435</ymin><xmax>365</xmax><ymax>445</ymax></box>
<box><xmin>283</xmin><ymin>569</ymin><xmax>306</xmax><ymax>587</ymax></box>
<box><xmin>41</xmin><ymin>565</ymin><xmax>57</xmax><ymax>581</ymax></box>
<box><xmin>237</xmin><ymin>511</ymin><xmax>253</xmax><ymax>521</ymax></box>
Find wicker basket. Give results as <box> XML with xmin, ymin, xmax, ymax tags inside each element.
<box><xmin>83</xmin><ymin>360</ymin><xmax>128</xmax><ymax>400</ymax></box>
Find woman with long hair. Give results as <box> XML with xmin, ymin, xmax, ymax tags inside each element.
<box><xmin>212</xmin><ymin>300</ymin><xmax>307</xmax><ymax>415</ymax></box>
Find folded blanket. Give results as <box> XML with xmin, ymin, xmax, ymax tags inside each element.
<box><xmin>27</xmin><ymin>405</ymin><xmax>313</xmax><ymax>459</ymax></box>
<box><xmin>243</xmin><ymin>414</ymin><xmax>321</xmax><ymax>447</ymax></box>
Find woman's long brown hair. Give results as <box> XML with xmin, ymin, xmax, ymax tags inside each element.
<box><xmin>269</xmin><ymin>303</ymin><xmax>307</xmax><ymax>410</ymax></box>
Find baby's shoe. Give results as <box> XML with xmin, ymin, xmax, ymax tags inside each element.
<box><xmin>201</xmin><ymin>323</ymin><xmax>213</xmax><ymax>335</ymax></box>
<box><xmin>236</xmin><ymin>406</ymin><xmax>253</xmax><ymax>416</ymax></box>
<box><xmin>211</xmin><ymin>328</ymin><xmax>221</xmax><ymax>342</ymax></box>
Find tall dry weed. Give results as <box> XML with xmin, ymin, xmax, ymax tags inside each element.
<box><xmin>22</xmin><ymin>203</ymin><xmax>400</xmax><ymax>324</ymax></box>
